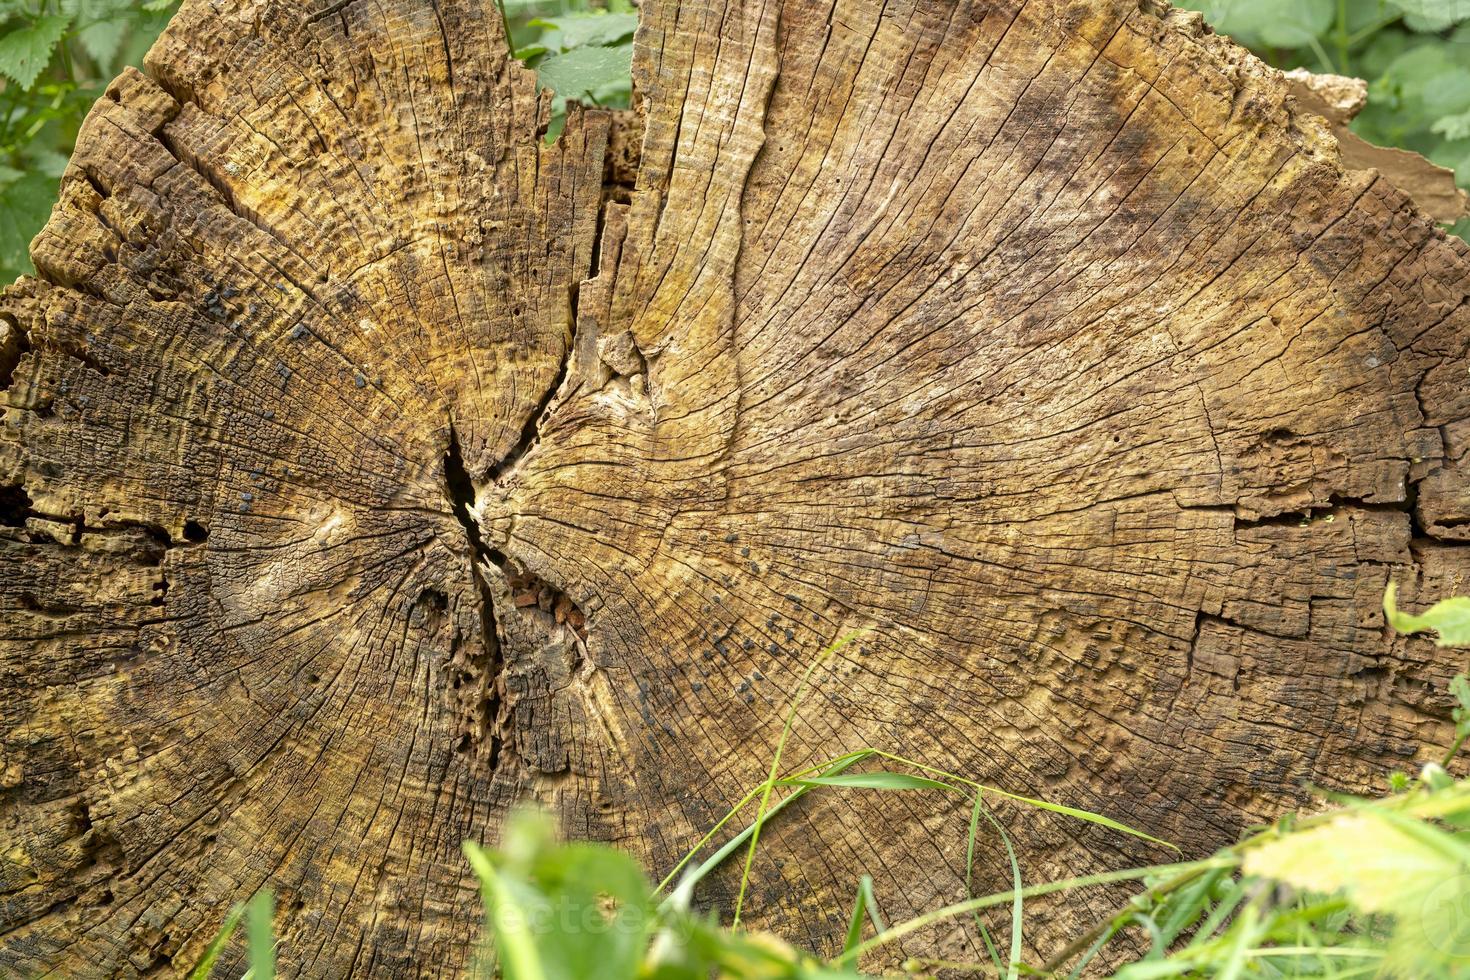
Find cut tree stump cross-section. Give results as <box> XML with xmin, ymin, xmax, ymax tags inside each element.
<box><xmin>3</xmin><ymin>0</ymin><xmax>1470</xmax><ymax>975</ymax></box>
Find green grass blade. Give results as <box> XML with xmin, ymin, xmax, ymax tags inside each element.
<box><xmin>861</xmin><ymin>749</ymin><xmax>1176</xmax><ymax>851</ymax></box>
<box><xmin>187</xmin><ymin>902</ymin><xmax>245</xmax><ymax>980</ymax></box>
<box><xmin>1186</xmin><ymin>878</ymin><xmax>1248</xmax><ymax>949</ymax></box>
<box><xmin>969</xmin><ymin>786</ymin><xmax>1177</xmax><ymax>851</ymax></box>
<box><xmin>844</xmin><ymin>875</ymin><xmax>885</xmax><ymax>954</ymax></box>
<box><xmin>834</xmin><ymin>858</ymin><xmax>1233</xmax><ymax>966</ymax></box>
<box><xmin>965</xmin><ymin>792</ymin><xmax>1006</xmax><ymax>976</ymax></box>
<box><xmin>778</xmin><ymin>771</ymin><xmax>959</xmax><ymax>792</ymax></box>
<box><xmin>245</xmin><ymin>891</ymin><xmax>275</xmax><ymax>980</ymax></box>
<box><xmin>660</xmin><ymin>752</ymin><xmax>870</xmax><ymax>911</ymax></box>
<box><xmin>655</xmin><ymin>748</ymin><xmax>877</xmax><ymax>896</ymax></box>
<box><xmin>974</xmin><ymin>797</ymin><xmax>1023</xmax><ymax>980</ymax></box>
<box><xmin>732</xmin><ymin>633</ymin><xmax>860</xmax><ymax>928</ymax></box>
<box><xmin>464</xmin><ymin>842</ymin><xmax>547</xmax><ymax>980</ymax></box>
<box><xmin>1216</xmin><ymin>904</ymin><xmax>1261</xmax><ymax>980</ymax></box>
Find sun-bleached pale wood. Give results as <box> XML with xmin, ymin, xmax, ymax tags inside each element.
<box><xmin>3</xmin><ymin>0</ymin><xmax>1469</xmax><ymax>975</ymax></box>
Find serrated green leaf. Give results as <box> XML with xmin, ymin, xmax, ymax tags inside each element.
<box><xmin>0</xmin><ymin>15</ymin><xmax>72</xmax><ymax>90</ymax></box>
<box><xmin>529</xmin><ymin>12</ymin><xmax>637</xmax><ymax>51</ymax></box>
<box><xmin>534</xmin><ymin>43</ymin><xmax>632</xmax><ymax>102</ymax></box>
<box><xmin>0</xmin><ymin>172</ymin><xmax>54</xmax><ymax>281</ymax></box>
<box><xmin>1242</xmin><ymin>810</ymin><xmax>1456</xmax><ymax>914</ymax></box>
<box><xmin>1384</xmin><ymin>582</ymin><xmax>1470</xmax><ymax>646</ymax></box>
<box><xmin>1242</xmin><ymin>802</ymin><xmax>1470</xmax><ymax>976</ymax></box>
<box><xmin>61</xmin><ymin>0</ymin><xmax>133</xmax><ymax>69</ymax></box>
<box><xmin>78</xmin><ymin>18</ymin><xmax>127</xmax><ymax>70</ymax></box>
<box><xmin>1435</xmin><ymin>109</ymin><xmax>1470</xmax><ymax>141</ymax></box>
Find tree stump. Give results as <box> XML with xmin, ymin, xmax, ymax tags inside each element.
<box><xmin>3</xmin><ymin>0</ymin><xmax>1469</xmax><ymax>974</ymax></box>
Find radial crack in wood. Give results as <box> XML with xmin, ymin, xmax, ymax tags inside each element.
<box><xmin>3</xmin><ymin>0</ymin><xmax>1470</xmax><ymax>975</ymax></box>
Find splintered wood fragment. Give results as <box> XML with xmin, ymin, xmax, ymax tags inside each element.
<box><xmin>3</xmin><ymin>0</ymin><xmax>1470</xmax><ymax>975</ymax></box>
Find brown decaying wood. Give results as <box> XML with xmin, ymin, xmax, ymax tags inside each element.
<box><xmin>2</xmin><ymin>0</ymin><xmax>1469</xmax><ymax>974</ymax></box>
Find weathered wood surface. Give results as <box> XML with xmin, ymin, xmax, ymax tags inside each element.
<box><xmin>3</xmin><ymin>0</ymin><xmax>1470</xmax><ymax>974</ymax></box>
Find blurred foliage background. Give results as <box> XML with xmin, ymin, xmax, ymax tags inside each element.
<box><xmin>0</xmin><ymin>0</ymin><xmax>176</xmax><ymax>281</ymax></box>
<box><xmin>1181</xmin><ymin>0</ymin><xmax>1470</xmax><ymax>239</ymax></box>
<box><xmin>0</xmin><ymin>0</ymin><xmax>1464</xmax><ymax>285</ymax></box>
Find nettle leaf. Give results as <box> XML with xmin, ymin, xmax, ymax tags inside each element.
<box><xmin>0</xmin><ymin>172</ymin><xmax>54</xmax><ymax>279</ymax></box>
<box><xmin>1257</xmin><ymin>0</ymin><xmax>1335</xmax><ymax>47</ymax></box>
<box><xmin>529</xmin><ymin>12</ymin><xmax>638</xmax><ymax>51</ymax></box>
<box><xmin>61</xmin><ymin>0</ymin><xmax>132</xmax><ymax>70</ymax></box>
<box><xmin>1437</xmin><ymin>109</ymin><xmax>1470</xmax><ymax>142</ymax></box>
<box><xmin>1392</xmin><ymin>0</ymin><xmax>1470</xmax><ymax>28</ymax></box>
<box><xmin>535</xmin><ymin>44</ymin><xmax>632</xmax><ymax>102</ymax></box>
<box><xmin>1178</xmin><ymin>0</ymin><xmax>1333</xmax><ymax>48</ymax></box>
<box><xmin>0</xmin><ymin>14</ymin><xmax>72</xmax><ymax>90</ymax></box>
<box><xmin>1384</xmin><ymin>582</ymin><xmax>1470</xmax><ymax>646</ymax></box>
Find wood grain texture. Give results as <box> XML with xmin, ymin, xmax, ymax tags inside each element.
<box><xmin>2</xmin><ymin>0</ymin><xmax>1469</xmax><ymax>974</ymax></box>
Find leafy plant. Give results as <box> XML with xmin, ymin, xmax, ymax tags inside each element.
<box><xmin>0</xmin><ymin>0</ymin><xmax>176</xmax><ymax>282</ymax></box>
<box><xmin>497</xmin><ymin>0</ymin><xmax>636</xmax><ymax>142</ymax></box>
<box><xmin>1177</xmin><ymin>0</ymin><xmax>1470</xmax><ymax>241</ymax></box>
<box><xmin>458</xmin><ymin>595</ymin><xmax>1470</xmax><ymax>979</ymax></box>
<box><xmin>185</xmin><ymin>590</ymin><xmax>1470</xmax><ymax>978</ymax></box>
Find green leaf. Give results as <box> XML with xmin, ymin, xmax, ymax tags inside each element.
<box><xmin>77</xmin><ymin>17</ymin><xmax>128</xmax><ymax>70</ymax></box>
<box><xmin>1392</xmin><ymin>0</ymin><xmax>1470</xmax><ymax>28</ymax></box>
<box><xmin>30</xmin><ymin>148</ymin><xmax>71</xmax><ymax>180</ymax></box>
<box><xmin>0</xmin><ymin>172</ymin><xmax>54</xmax><ymax>281</ymax></box>
<box><xmin>464</xmin><ymin>842</ymin><xmax>548</xmax><ymax>980</ymax></box>
<box><xmin>1435</xmin><ymin>109</ymin><xmax>1470</xmax><ymax>142</ymax></box>
<box><xmin>1452</xmin><ymin>674</ymin><xmax>1470</xmax><ymax>737</ymax></box>
<box><xmin>0</xmin><ymin>14</ymin><xmax>72</xmax><ymax>90</ymax></box>
<box><xmin>1256</xmin><ymin>0</ymin><xmax>1335</xmax><ymax>48</ymax></box>
<box><xmin>1243</xmin><ymin>809</ymin><xmax>1457</xmax><ymax>913</ymax></box>
<box><xmin>780</xmin><ymin>771</ymin><xmax>962</xmax><ymax>793</ymax></box>
<box><xmin>1242</xmin><ymin>801</ymin><xmax>1470</xmax><ymax>975</ymax></box>
<box><xmin>465</xmin><ymin>809</ymin><xmax>652</xmax><ymax>980</ymax></box>
<box><xmin>534</xmin><ymin>43</ymin><xmax>632</xmax><ymax>102</ymax></box>
<box><xmin>529</xmin><ymin>12</ymin><xmax>638</xmax><ymax>51</ymax></box>
<box><xmin>1176</xmin><ymin>0</ymin><xmax>1334</xmax><ymax>48</ymax></box>
<box><xmin>61</xmin><ymin>0</ymin><xmax>132</xmax><ymax>69</ymax></box>
<box><xmin>1384</xmin><ymin>581</ymin><xmax>1470</xmax><ymax>646</ymax></box>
